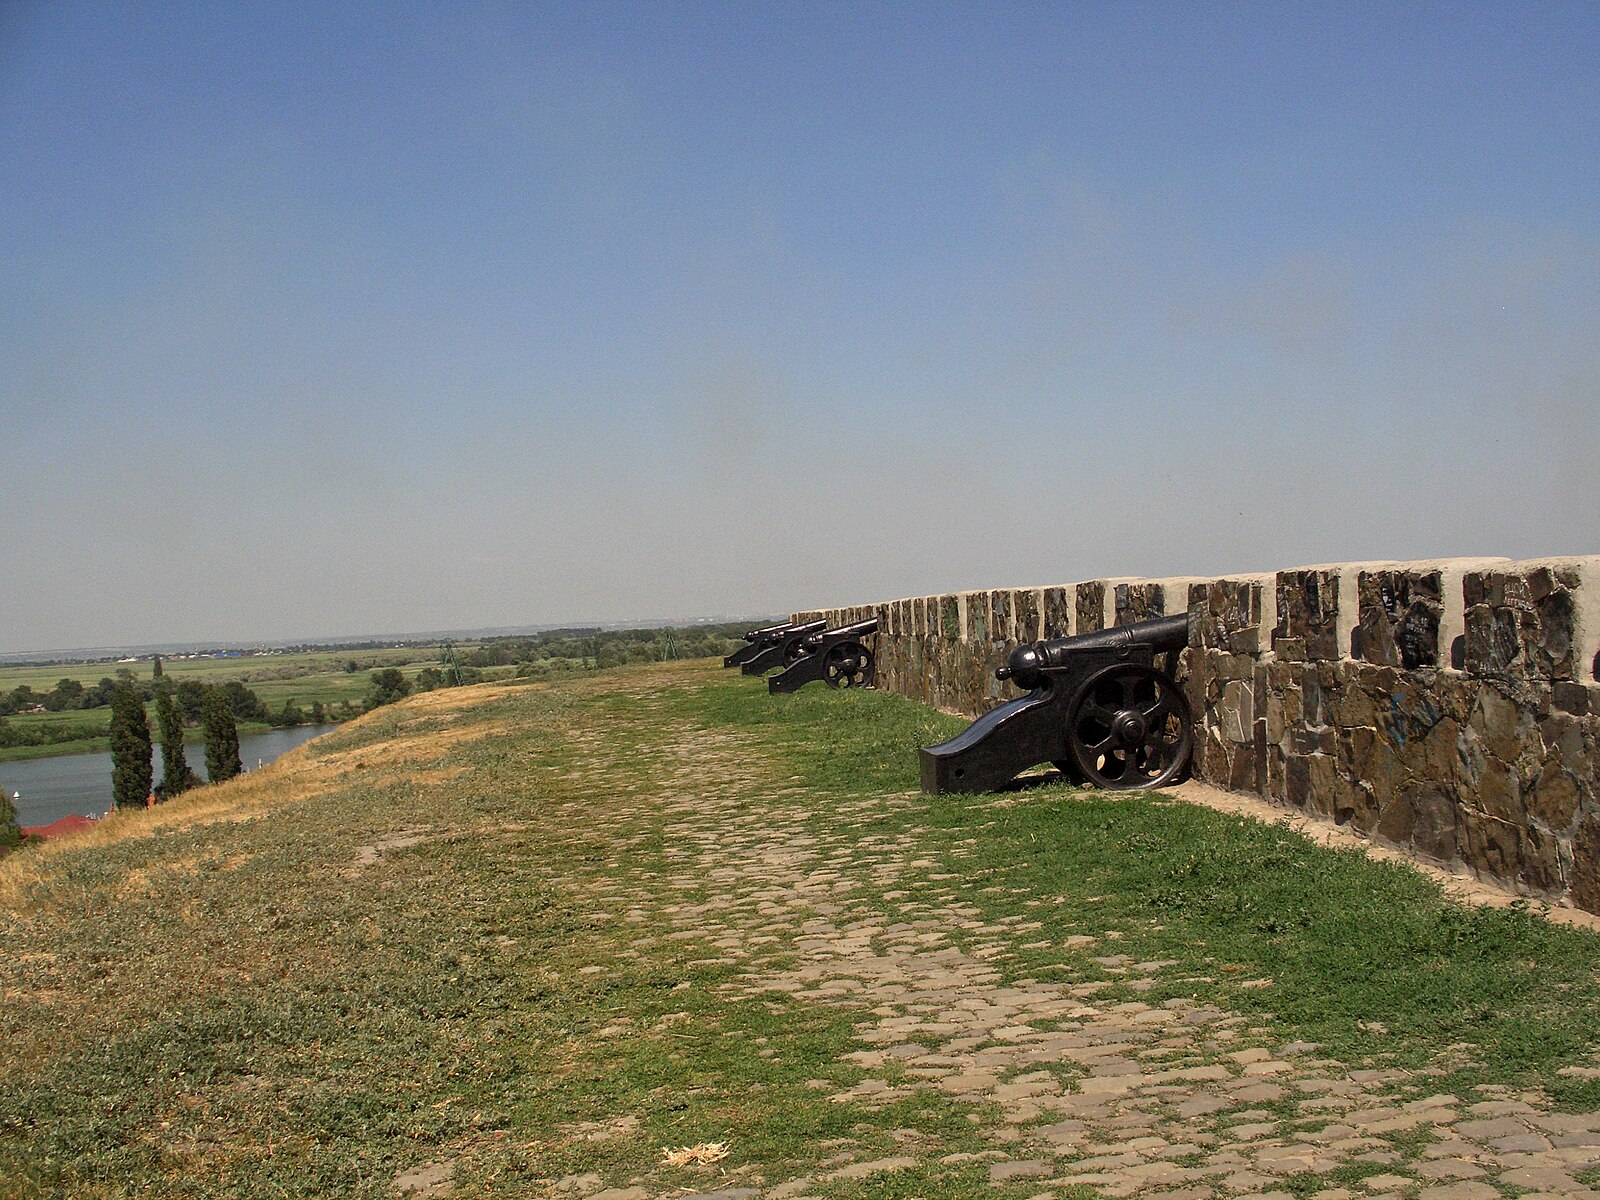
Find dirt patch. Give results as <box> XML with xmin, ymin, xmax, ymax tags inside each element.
<box><xmin>347</xmin><ymin>827</ymin><xmax>436</xmax><ymax>875</ymax></box>
<box><xmin>393</xmin><ymin>1158</ymin><xmax>454</xmax><ymax>1197</ymax></box>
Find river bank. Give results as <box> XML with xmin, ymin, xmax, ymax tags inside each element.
<box><xmin>1</xmin><ymin>724</ymin><xmax>341</xmax><ymax>827</ymax></box>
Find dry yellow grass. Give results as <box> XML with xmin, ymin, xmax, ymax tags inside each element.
<box><xmin>0</xmin><ymin>684</ymin><xmax>507</xmax><ymax>909</ymax></box>
<box><xmin>340</xmin><ymin>720</ymin><xmax>511</xmax><ymax>768</ymax></box>
<box><xmin>660</xmin><ymin>1142</ymin><xmax>730</xmax><ymax>1166</ymax></box>
<box><xmin>400</xmin><ymin>681</ymin><xmax>517</xmax><ymax>712</ymax></box>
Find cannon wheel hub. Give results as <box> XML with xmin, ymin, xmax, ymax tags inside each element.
<box><xmin>1066</xmin><ymin>662</ymin><xmax>1192</xmax><ymax>790</ymax></box>
<box><xmin>1113</xmin><ymin>711</ymin><xmax>1148</xmax><ymax>746</ymax></box>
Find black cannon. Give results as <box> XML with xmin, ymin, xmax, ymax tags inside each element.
<box><xmin>769</xmin><ymin>617</ymin><xmax>880</xmax><ymax>693</ymax></box>
<box><xmin>740</xmin><ymin>619</ymin><xmax>828</xmax><ymax>676</ymax></box>
<box><xmin>919</xmin><ymin>613</ymin><xmax>1193</xmax><ymax>794</ymax></box>
<box><xmin>724</xmin><ymin>621</ymin><xmax>804</xmax><ymax>669</ymax></box>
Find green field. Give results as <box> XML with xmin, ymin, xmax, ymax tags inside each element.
<box><xmin>3</xmin><ymin>659</ymin><xmax>1598</xmax><ymax>1198</ymax></box>
<box><xmin>0</xmin><ymin>646</ymin><xmax>445</xmax><ymax>695</ymax></box>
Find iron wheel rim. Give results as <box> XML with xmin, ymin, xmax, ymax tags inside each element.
<box><xmin>1066</xmin><ymin>662</ymin><xmax>1192</xmax><ymax>789</ymax></box>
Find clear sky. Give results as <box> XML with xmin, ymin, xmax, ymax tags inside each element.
<box><xmin>3</xmin><ymin>2</ymin><xmax>1598</xmax><ymax>651</ymax></box>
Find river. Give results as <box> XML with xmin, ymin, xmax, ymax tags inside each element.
<box><xmin>1</xmin><ymin>725</ymin><xmax>342</xmax><ymax>828</ymax></box>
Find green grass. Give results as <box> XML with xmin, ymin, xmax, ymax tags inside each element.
<box><xmin>3</xmin><ymin>660</ymin><xmax>1599</xmax><ymax>1198</ymax></box>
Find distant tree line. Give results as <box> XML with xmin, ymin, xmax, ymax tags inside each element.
<box><xmin>0</xmin><ymin>675</ymin><xmax>330</xmax><ymax>752</ymax></box>
<box><xmin>0</xmin><ymin>669</ymin><xmax>143</xmax><ymax>715</ymax></box>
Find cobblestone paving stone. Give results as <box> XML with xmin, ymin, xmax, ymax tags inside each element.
<box><xmin>548</xmin><ymin>687</ymin><xmax>1600</xmax><ymax>1200</ymax></box>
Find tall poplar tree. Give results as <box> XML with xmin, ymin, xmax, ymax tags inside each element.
<box><xmin>202</xmin><ymin>687</ymin><xmax>242</xmax><ymax>783</ymax></box>
<box><xmin>109</xmin><ymin>683</ymin><xmax>153</xmax><ymax>809</ymax></box>
<box><xmin>0</xmin><ymin>786</ymin><xmax>21</xmax><ymax>848</ymax></box>
<box><xmin>155</xmin><ymin>685</ymin><xmax>197</xmax><ymax>797</ymax></box>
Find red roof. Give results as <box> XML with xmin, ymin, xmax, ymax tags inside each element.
<box><xmin>20</xmin><ymin>814</ymin><xmax>97</xmax><ymax>840</ymax></box>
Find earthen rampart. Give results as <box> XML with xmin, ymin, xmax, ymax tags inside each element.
<box><xmin>795</xmin><ymin>555</ymin><xmax>1600</xmax><ymax>914</ymax></box>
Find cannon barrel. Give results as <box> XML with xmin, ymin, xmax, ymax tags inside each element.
<box><xmin>800</xmin><ymin>616</ymin><xmax>879</xmax><ymax>651</ymax></box>
<box><xmin>744</xmin><ymin>620</ymin><xmax>798</xmax><ymax>643</ymax></box>
<box><xmin>996</xmin><ymin>613</ymin><xmax>1189</xmax><ymax>690</ymax></box>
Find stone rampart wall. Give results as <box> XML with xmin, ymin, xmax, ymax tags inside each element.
<box><xmin>794</xmin><ymin>556</ymin><xmax>1600</xmax><ymax>913</ymax></box>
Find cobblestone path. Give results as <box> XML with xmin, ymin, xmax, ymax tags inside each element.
<box><xmin>550</xmin><ymin>677</ymin><xmax>1600</xmax><ymax>1200</ymax></box>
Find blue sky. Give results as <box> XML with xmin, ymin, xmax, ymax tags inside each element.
<box><xmin>3</xmin><ymin>2</ymin><xmax>1597</xmax><ymax>650</ymax></box>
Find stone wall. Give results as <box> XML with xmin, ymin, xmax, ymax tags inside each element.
<box><xmin>794</xmin><ymin>556</ymin><xmax>1600</xmax><ymax>914</ymax></box>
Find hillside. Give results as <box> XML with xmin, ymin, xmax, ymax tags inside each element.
<box><xmin>4</xmin><ymin>662</ymin><xmax>1600</xmax><ymax>1199</ymax></box>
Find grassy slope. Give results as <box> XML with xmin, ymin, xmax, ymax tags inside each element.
<box><xmin>1</xmin><ymin>661</ymin><xmax>1598</xmax><ymax>1199</ymax></box>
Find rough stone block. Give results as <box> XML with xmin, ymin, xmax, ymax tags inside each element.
<box><xmin>1374</xmin><ymin>784</ymin><xmax>1460</xmax><ymax>865</ymax></box>
<box><xmin>1076</xmin><ymin>581</ymin><xmax>1106</xmax><ymax>633</ymax></box>
<box><xmin>1042</xmin><ymin>586</ymin><xmax>1073</xmax><ymax>639</ymax></box>
<box><xmin>1115</xmin><ymin>582</ymin><xmax>1165</xmax><ymax>626</ymax></box>
<box><xmin>965</xmin><ymin>591</ymin><xmax>990</xmax><ymax>643</ymax></box>
<box><xmin>1554</xmin><ymin>681</ymin><xmax>1591</xmax><ymax>715</ymax></box>
<box><xmin>1284</xmin><ymin>751</ymin><xmax>1342</xmax><ymax>820</ymax></box>
<box><xmin>1191</xmin><ymin>579</ymin><xmax>1266</xmax><ymax>654</ymax></box>
<box><xmin>1457</xmin><ymin>808</ymin><xmax>1565</xmax><ymax>892</ymax></box>
<box><xmin>1463</xmin><ymin>564</ymin><xmax>1581</xmax><ymax>680</ymax></box>
<box><xmin>1356</xmin><ymin>570</ymin><xmax>1443</xmax><ymax>668</ymax></box>
<box><xmin>939</xmin><ymin>595</ymin><xmax>961</xmax><ymax>640</ymax></box>
<box><xmin>1013</xmin><ymin>589</ymin><xmax>1042</xmax><ymax>642</ymax></box>
<box><xmin>1275</xmin><ymin>569</ymin><xmax>1341</xmax><ymax>662</ymax></box>
<box><xmin>1571</xmin><ymin>813</ymin><xmax>1600</xmax><ymax>914</ymax></box>
<box><xmin>1328</xmin><ymin>660</ymin><xmax>1380</xmax><ymax>727</ymax></box>
<box><xmin>989</xmin><ymin>589</ymin><xmax>1014</xmax><ymax>644</ymax></box>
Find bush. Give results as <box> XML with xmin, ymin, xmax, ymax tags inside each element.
<box><xmin>220</xmin><ymin>681</ymin><xmax>268</xmax><ymax>723</ymax></box>
<box><xmin>366</xmin><ymin>668</ymin><xmax>411</xmax><ymax>709</ymax></box>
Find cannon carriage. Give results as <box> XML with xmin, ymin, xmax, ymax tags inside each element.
<box><xmin>919</xmin><ymin>613</ymin><xmax>1193</xmax><ymax>795</ymax></box>
<box><xmin>768</xmin><ymin>617</ymin><xmax>879</xmax><ymax>693</ymax></box>
<box><xmin>739</xmin><ymin>619</ymin><xmax>828</xmax><ymax>676</ymax></box>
